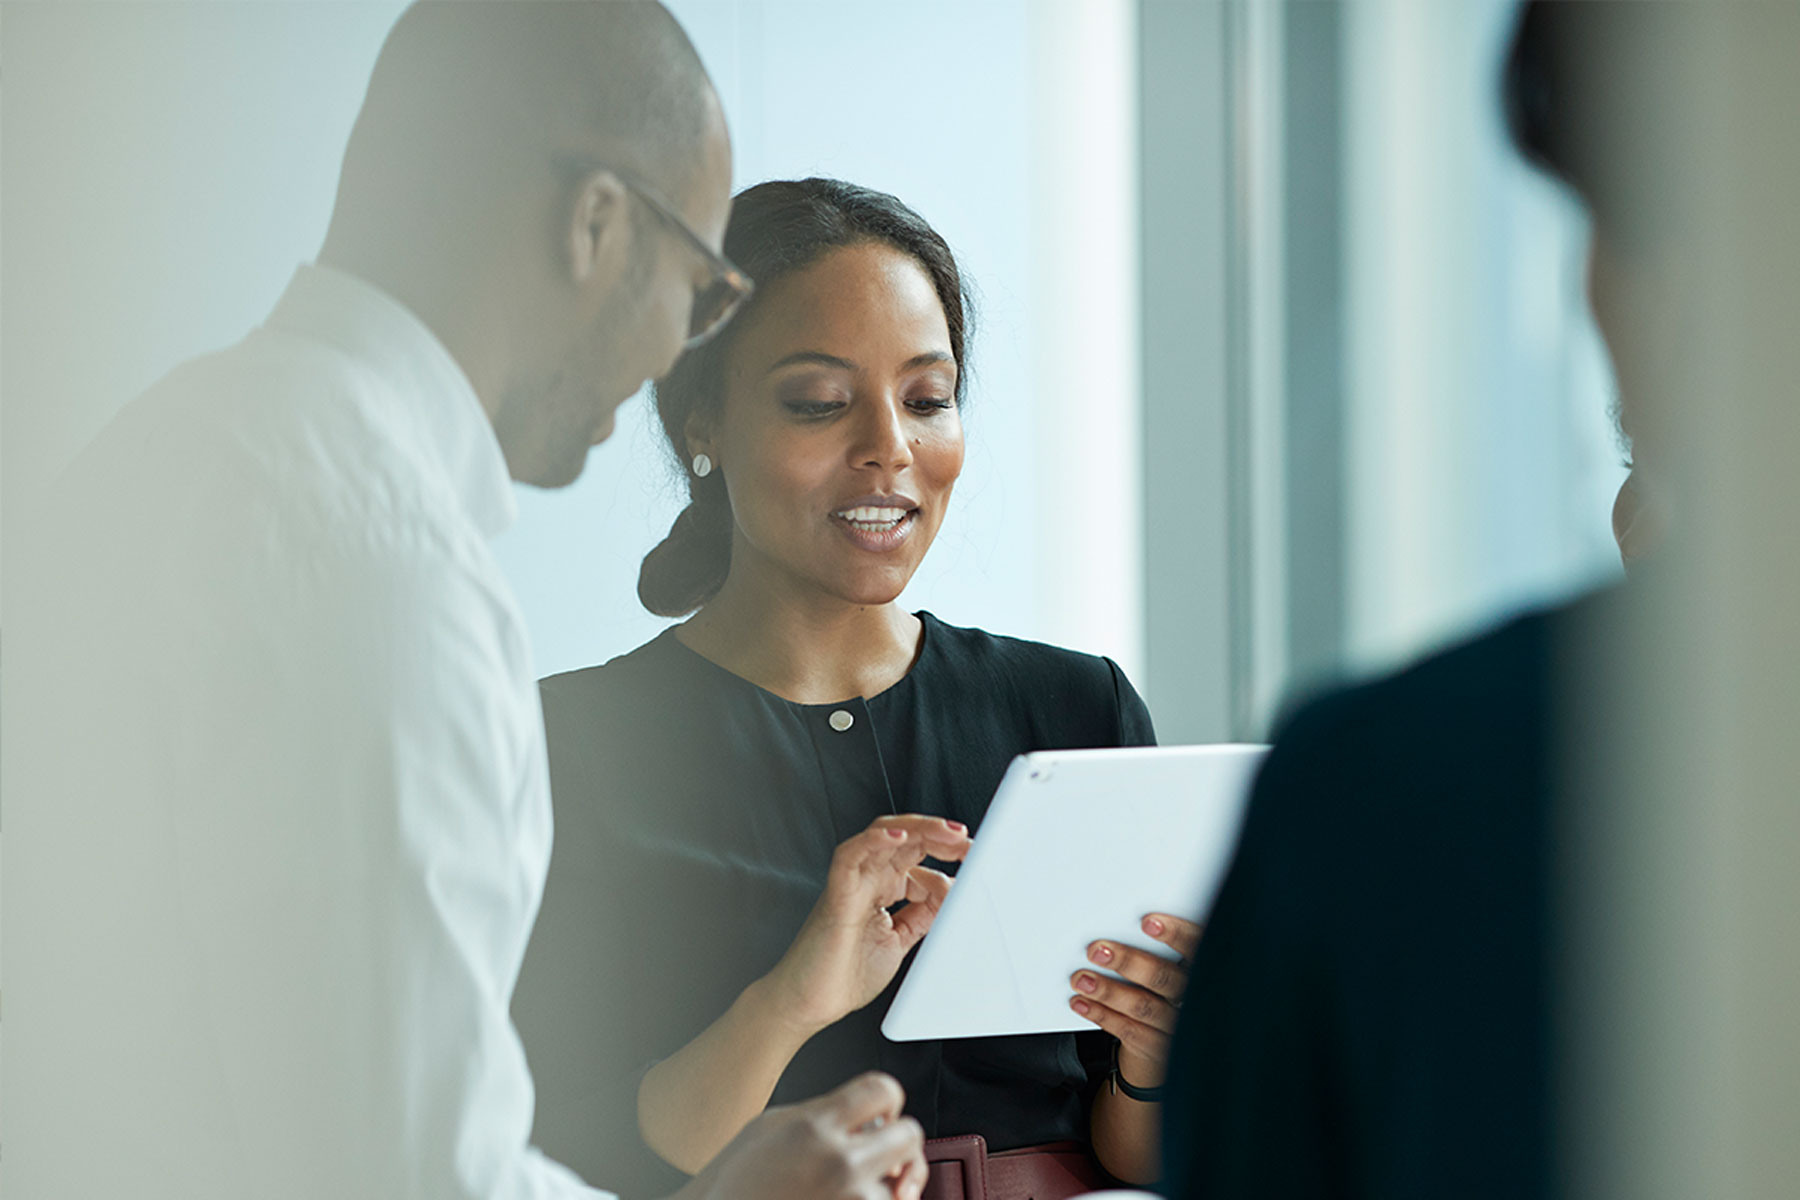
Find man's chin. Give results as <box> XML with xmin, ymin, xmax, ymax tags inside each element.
<box><xmin>507</xmin><ymin>441</ymin><xmax>593</xmax><ymax>490</ymax></box>
<box><xmin>495</xmin><ymin>397</ymin><xmax>627</xmax><ymax>489</ymax></box>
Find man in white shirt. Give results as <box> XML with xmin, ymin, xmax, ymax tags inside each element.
<box><xmin>5</xmin><ymin>4</ymin><xmax>925</xmax><ymax>1198</ymax></box>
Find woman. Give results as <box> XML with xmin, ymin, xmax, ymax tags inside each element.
<box><xmin>513</xmin><ymin>179</ymin><xmax>1195</xmax><ymax>1200</ymax></box>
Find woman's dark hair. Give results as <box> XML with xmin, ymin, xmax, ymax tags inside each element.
<box><xmin>637</xmin><ymin>177</ymin><xmax>973</xmax><ymax>618</ymax></box>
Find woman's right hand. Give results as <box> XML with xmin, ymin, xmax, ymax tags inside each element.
<box><xmin>762</xmin><ymin>814</ymin><xmax>971</xmax><ymax>1036</ymax></box>
<box><xmin>639</xmin><ymin>815</ymin><xmax>970</xmax><ymax>1174</ymax></box>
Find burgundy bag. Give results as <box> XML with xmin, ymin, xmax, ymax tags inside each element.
<box><xmin>923</xmin><ymin>1134</ymin><xmax>1110</xmax><ymax>1200</ymax></box>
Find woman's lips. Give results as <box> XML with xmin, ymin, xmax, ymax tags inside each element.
<box><xmin>830</xmin><ymin>505</ymin><xmax>919</xmax><ymax>552</ymax></box>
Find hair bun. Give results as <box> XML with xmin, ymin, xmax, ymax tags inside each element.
<box><xmin>637</xmin><ymin>493</ymin><xmax>733</xmax><ymax>617</ymax></box>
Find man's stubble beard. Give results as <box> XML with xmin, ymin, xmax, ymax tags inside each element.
<box><xmin>490</xmin><ymin>369</ymin><xmax>595</xmax><ymax>489</ymax></box>
<box><xmin>496</xmin><ymin>233</ymin><xmax>658</xmax><ymax>489</ymax></box>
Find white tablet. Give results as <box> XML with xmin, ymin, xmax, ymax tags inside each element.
<box><xmin>881</xmin><ymin>744</ymin><xmax>1267</xmax><ymax>1042</ymax></box>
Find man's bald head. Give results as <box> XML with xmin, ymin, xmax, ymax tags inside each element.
<box><xmin>330</xmin><ymin>0</ymin><xmax>723</xmax><ymax>249</ymax></box>
<box><xmin>320</xmin><ymin>0</ymin><xmax>737</xmax><ymax>489</ymax></box>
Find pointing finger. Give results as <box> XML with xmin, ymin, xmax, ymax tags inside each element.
<box><xmin>872</xmin><ymin>814</ymin><xmax>973</xmax><ymax>859</ymax></box>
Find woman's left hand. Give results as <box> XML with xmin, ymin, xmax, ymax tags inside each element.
<box><xmin>1068</xmin><ymin>912</ymin><xmax>1202</xmax><ymax>1091</ymax></box>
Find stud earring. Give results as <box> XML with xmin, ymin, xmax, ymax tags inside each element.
<box><xmin>691</xmin><ymin>453</ymin><xmax>713</xmax><ymax>479</ymax></box>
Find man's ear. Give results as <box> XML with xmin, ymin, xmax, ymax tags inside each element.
<box><xmin>568</xmin><ymin>169</ymin><xmax>632</xmax><ymax>285</ymax></box>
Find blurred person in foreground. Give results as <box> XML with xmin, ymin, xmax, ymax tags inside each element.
<box><xmin>6</xmin><ymin>4</ymin><xmax>925</xmax><ymax>1198</ymax></box>
<box><xmin>1159</xmin><ymin>3</ymin><xmax>1693</xmax><ymax>1197</ymax></box>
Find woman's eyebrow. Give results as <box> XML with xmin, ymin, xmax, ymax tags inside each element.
<box><xmin>766</xmin><ymin>350</ymin><xmax>857</xmax><ymax>374</ymax></box>
<box><xmin>765</xmin><ymin>349</ymin><xmax>956</xmax><ymax>376</ymax></box>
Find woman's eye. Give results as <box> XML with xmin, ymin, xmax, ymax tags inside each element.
<box><xmin>782</xmin><ymin>399</ymin><xmax>846</xmax><ymax>419</ymax></box>
<box><xmin>907</xmin><ymin>397</ymin><xmax>956</xmax><ymax>414</ymax></box>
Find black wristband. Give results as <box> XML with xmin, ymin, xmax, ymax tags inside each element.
<box><xmin>1110</xmin><ymin>1042</ymin><xmax>1165</xmax><ymax>1103</ymax></box>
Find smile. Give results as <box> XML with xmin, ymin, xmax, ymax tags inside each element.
<box><xmin>834</xmin><ymin>505</ymin><xmax>911</xmax><ymax>531</ymax></box>
<box><xmin>830</xmin><ymin>505</ymin><xmax>919</xmax><ymax>552</ymax></box>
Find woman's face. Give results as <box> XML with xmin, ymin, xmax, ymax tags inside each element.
<box><xmin>696</xmin><ymin>241</ymin><xmax>965</xmax><ymax>609</ymax></box>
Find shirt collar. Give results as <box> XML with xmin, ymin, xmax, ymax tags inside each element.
<box><xmin>263</xmin><ymin>263</ymin><xmax>517</xmax><ymax>539</ymax></box>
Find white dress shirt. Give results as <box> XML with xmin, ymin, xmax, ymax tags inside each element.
<box><xmin>6</xmin><ymin>265</ymin><xmax>616</xmax><ymax>1199</ymax></box>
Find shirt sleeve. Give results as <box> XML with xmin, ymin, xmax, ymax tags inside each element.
<box><xmin>167</xmin><ymin>536</ymin><xmax>619</xmax><ymax>1200</ymax></box>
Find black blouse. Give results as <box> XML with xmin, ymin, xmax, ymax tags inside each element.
<box><xmin>513</xmin><ymin>612</ymin><xmax>1156</xmax><ymax>1199</ymax></box>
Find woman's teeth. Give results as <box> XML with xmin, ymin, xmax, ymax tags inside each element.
<box><xmin>836</xmin><ymin>506</ymin><xmax>910</xmax><ymax>530</ymax></box>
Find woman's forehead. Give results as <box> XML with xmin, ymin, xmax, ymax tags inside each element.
<box><xmin>734</xmin><ymin>244</ymin><xmax>953</xmax><ymax>372</ymax></box>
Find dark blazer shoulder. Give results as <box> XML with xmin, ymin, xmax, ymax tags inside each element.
<box><xmin>540</xmin><ymin>630</ymin><xmax>677</xmax><ymax>706</ymax></box>
<box><xmin>1248</xmin><ymin>594</ymin><xmax>1599</xmax><ymax>850</ymax></box>
<box><xmin>535</xmin><ymin>633</ymin><xmax>700</xmax><ymax>775</ymax></box>
<box><xmin>923</xmin><ymin>611</ymin><xmax>1123</xmax><ymax>686</ymax></box>
<box><xmin>920</xmin><ymin>612</ymin><xmax>1155</xmax><ymax>745</ymax></box>
<box><xmin>1284</xmin><ymin>605</ymin><xmax>1553</xmax><ymax>746</ymax></box>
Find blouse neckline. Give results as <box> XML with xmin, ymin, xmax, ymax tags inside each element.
<box><xmin>655</xmin><ymin>610</ymin><xmax>940</xmax><ymax>711</ymax></box>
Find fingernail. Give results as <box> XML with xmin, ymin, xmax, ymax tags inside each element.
<box><xmin>945</xmin><ymin>820</ymin><xmax>966</xmax><ymax>832</ymax></box>
<box><xmin>1071</xmin><ymin>998</ymin><xmax>1092</xmax><ymax>1016</ymax></box>
<box><xmin>1089</xmin><ymin>943</ymin><xmax>1113</xmax><ymax>964</ymax></box>
<box><xmin>1075</xmin><ymin>973</ymin><xmax>1098</xmax><ymax>993</ymax></box>
<box><xmin>886</xmin><ymin>828</ymin><xmax>907</xmax><ymax>840</ymax></box>
<box><xmin>1144</xmin><ymin>916</ymin><xmax>1165</xmax><ymax>936</ymax></box>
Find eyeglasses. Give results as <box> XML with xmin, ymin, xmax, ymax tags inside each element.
<box><xmin>567</xmin><ymin>160</ymin><xmax>753</xmax><ymax>349</ymax></box>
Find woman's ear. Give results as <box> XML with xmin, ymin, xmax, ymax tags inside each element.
<box><xmin>567</xmin><ymin>169</ymin><xmax>632</xmax><ymax>285</ymax></box>
<box><xmin>684</xmin><ymin>414</ymin><xmax>718</xmax><ymax>466</ymax></box>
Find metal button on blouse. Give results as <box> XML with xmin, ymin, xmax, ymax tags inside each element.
<box><xmin>828</xmin><ymin>709</ymin><xmax>855</xmax><ymax>732</ymax></box>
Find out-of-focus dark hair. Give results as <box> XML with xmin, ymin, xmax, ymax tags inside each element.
<box><xmin>637</xmin><ymin>178</ymin><xmax>973</xmax><ymax>618</ymax></box>
<box><xmin>1504</xmin><ymin>2</ymin><xmax>1610</xmax><ymax>212</ymax></box>
<box><xmin>1503</xmin><ymin>0</ymin><xmax>1690</xmax><ymax>246</ymax></box>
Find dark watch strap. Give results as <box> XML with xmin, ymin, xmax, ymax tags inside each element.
<box><xmin>1110</xmin><ymin>1042</ymin><xmax>1165</xmax><ymax>1103</ymax></box>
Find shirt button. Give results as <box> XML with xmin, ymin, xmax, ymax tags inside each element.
<box><xmin>828</xmin><ymin>709</ymin><xmax>855</xmax><ymax>732</ymax></box>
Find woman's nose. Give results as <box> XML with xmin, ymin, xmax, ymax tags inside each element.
<box><xmin>852</xmin><ymin>397</ymin><xmax>913</xmax><ymax>469</ymax></box>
